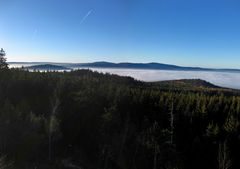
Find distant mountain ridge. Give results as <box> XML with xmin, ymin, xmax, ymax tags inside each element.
<box><xmin>71</xmin><ymin>61</ymin><xmax>209</xmax><ymax>71</ymax></box>
<box><xmin>26</xmin><ymin>64</ymin><xmax>69</xmax><ymax>70</ymax></box>
<box><xmin>8</xmin><ymin>61</ymin><xmax>240</xmax><ymax>72</ymax></box>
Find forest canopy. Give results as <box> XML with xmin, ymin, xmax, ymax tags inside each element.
<box><xmin>0</xmin><ymin>68</ymin><xmax>239</xmax><ymax>169</ymax></box>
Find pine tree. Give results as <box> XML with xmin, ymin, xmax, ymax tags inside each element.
<box><xmin>0</xmin><ymin>48</ymin><xmax>8</xmax><ymax>69</ymax></box>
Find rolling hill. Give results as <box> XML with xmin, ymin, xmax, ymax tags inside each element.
<box><xmin>149</xmin><ymin>79</ymin><xmax>240</xmax><ymax>94</ymax></box>
<box><xmin>9</xmin><ymin>61</ymin><xmax>240</xmax><ymax>72</ymax></box>
<box><xmin>26</xmin><ymin>64</ymin><xmax>70</xmax><ymax>71</ymax></box>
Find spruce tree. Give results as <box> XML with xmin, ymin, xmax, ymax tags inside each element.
<box><xmin>0</xmin><ymin>48</ymin><xmax>8</xmax><ymax>69</ymax></box>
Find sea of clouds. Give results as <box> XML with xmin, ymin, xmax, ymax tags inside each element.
<box><xmin>88</xmin><ymin>68</ymin><xmax>240</xmax><ymax>89</ymax></box>
<box><xmin>9</xmin><ymin>64</ymin><xmax>240</xmax><ymax>89</ymax></box>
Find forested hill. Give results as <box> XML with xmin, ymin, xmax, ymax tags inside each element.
<box><xmin>150</xmin><ymin>79</ymin><xmax>240</xmax><ymax>94</ymax></box>
<box><xmin>9</xmin><ymin>61</ymin><xmax>240</xmax><ymax>72</ymax></box>
<box><xmin>26</xmin><ymin>64</ymin><xmax>70</xmax><ymax>71</ymax></box>
<box><xmin>156</xmin><ymin>79</ymin><xmax>220</xmax><ymax>88</ymax></box>
<box><xmin>0</xmin><ymin>68</ymin><xmax>240</xmax><ymax>169</ymax></box>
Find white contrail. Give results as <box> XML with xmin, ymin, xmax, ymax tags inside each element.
<box><xmin>80</xmin><ymin>10</ymin><xmax>93</xmax><ymax>24</ymax></box>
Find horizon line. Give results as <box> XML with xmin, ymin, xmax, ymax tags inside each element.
<box><xmin>7</xmin><ymin>61</ymin><xmax>240</xmax><ymax>70</ymax></box>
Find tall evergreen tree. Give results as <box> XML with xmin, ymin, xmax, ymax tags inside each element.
<box><xmin>0</xmin><ymin>48</ymin><xmax>8</xmax><ymax>69</ymax></box>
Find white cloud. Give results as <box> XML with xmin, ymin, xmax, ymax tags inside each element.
<box><xmin>86</xmin><ymin>68</ymin><xmax>240</xmax><ymax>89</ymax></box>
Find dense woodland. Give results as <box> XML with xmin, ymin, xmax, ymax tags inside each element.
<box><xmin>0</xmin><ymin>60</ymin><xmax>240</xmax><ymax>169</ymax></box>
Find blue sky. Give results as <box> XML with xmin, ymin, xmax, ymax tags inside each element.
<box><xmin>1</xmin><ymin>0</ymin><xmax>240</xmax><ymax>68</ymax></box>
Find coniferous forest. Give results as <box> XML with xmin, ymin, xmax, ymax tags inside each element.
<box><xmin>0</xmin><ymin>64</ymin><xmax>240</xmax><ymax>169</ymax></box>
<box><xmin>3</xmin><ymin>0</ymin><xmax>240</xmax><ymax>168</ymax></box>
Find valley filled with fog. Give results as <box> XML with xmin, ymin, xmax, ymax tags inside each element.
<box><xmin>87</xmin><ymin>68</ymin><xmax>240</xmax><ymax>89</ymax></box>
<box><xmin>9</xmin><ymin>64</ymin><xmax>240</xmax><ymax>89</ymax></box>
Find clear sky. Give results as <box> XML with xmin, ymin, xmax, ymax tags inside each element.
<box><xmin>1</xmin><ymin>0</ymin><xmax>240</xmax><ymax>68</ymax></box>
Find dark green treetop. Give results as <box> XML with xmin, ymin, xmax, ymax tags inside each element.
<box><xmin>0</xmin><ymin>48</ymin><xmax>8</xmax><ymax>69</ymax></box>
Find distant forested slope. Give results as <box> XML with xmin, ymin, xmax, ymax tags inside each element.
<box><xmin>0</xmin><ymin>68</ymin><xmax>240</xmax><ymax>169</ymax></box>
<box><xmin>26</xmin><ymin>64</ymin><xmax>70</xmax><ymax>71</ymax></box>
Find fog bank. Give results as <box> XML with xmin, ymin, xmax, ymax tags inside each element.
<box><xmin>88</xmin><ymin>68</ymin><xmax>240</xmax><ymax>89</ymax></box>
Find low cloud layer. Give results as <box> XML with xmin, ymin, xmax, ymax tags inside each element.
<box><xmin>9</xmin><ymin>63</ymin><xmax>240</xmax><ymax>89</ymax></box>
<box><xmin>89</xmin><ymin>68</ymin><xmax>240</xmax><ymax>89</ymax></box>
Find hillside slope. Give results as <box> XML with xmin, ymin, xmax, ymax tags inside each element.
<box><xmin>149</xmin><ymin>79</ymin><xmax>239</xmax><ymax>94</ymax></box>
<box><xmin>26</xmin><ymin>64</ymin><xmax>70</xmax><ymax>71</ymax></box>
